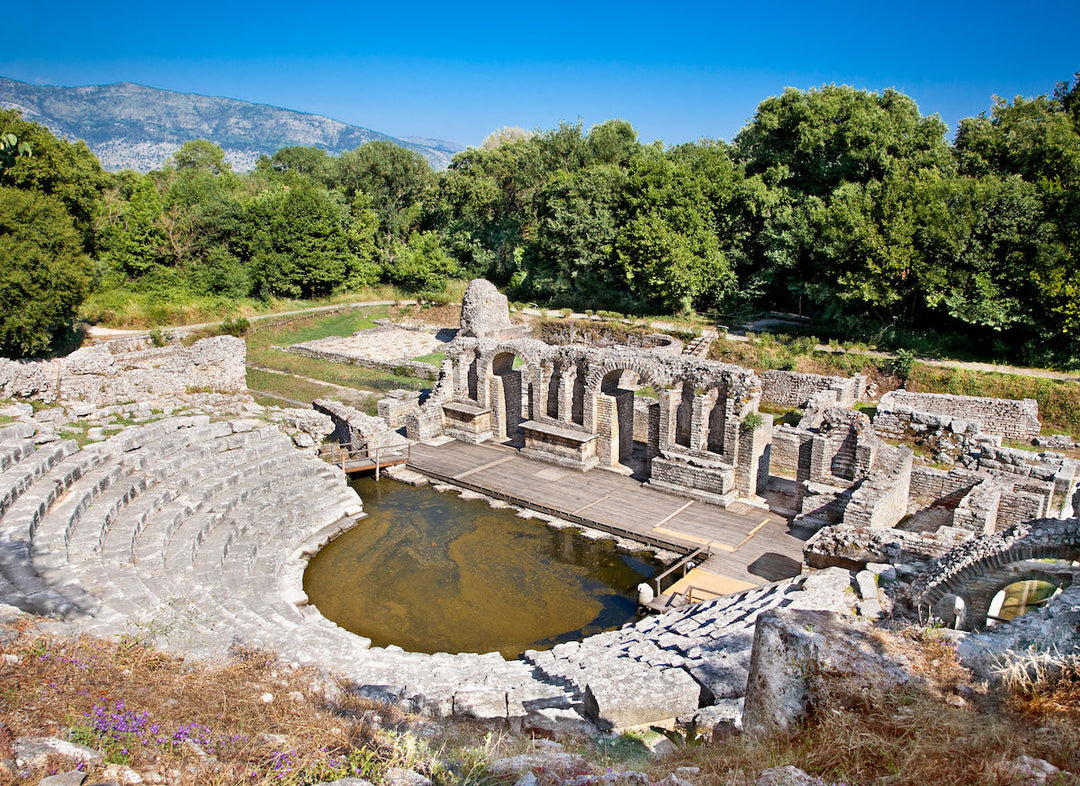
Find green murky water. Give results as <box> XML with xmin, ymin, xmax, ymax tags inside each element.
<box><xmin>303</xmin><ymin>477</ymin><xmax>657</xmax><ymax>658</ymax></box>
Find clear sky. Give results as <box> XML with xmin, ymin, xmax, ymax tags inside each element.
<box><xmin>4</xmin><ymin>0</ymin><xmax>1077</xmax><ymax>147</ymax></box>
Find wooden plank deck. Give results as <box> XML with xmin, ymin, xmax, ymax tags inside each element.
<box><xmin>406</xmin><ymin>439</ymin><xmax>810</xmax><ymax>594</ymax></box>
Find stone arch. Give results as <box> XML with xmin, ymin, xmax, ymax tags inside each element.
<box><xmin>986</xmin><ymin>576</ymin><xmax>1065</xmax><ymax>626</ymax></box>
<box><xmin>912</xmin><ymin>518</ymin><xmax>1080</xmax><ymax>630</ymax></box>
<box><xmin>584</xmin><ymin>360</ymin><xmax>667</xmax><ymax>474</ymax></box>
<box><xmin>477</xmin><ymin>345</ymin><xmax>541</xmax><ymax>443</ymax></box>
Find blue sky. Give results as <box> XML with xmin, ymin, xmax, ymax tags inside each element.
<box><xmin>5</xmin><ymin>1</ymin><xmax>1077</xmax><ymax>147</ymax></box>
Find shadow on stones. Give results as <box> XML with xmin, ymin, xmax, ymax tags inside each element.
<box><xmin>748</xmin><ymin>553</ymin><xmax>803</xmax><ymax>582</ymax></box>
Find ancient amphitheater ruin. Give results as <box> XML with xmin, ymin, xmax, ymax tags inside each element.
<box><xmin>0</xmin><ymin>279</ymin><xmax>1077</xmax><ymax>734</ymax></box>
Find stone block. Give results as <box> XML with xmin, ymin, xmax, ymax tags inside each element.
<box><xmin>583</xmin><ymin>665</ymin><xmax>701</xmax><ymax>730</ymax></box>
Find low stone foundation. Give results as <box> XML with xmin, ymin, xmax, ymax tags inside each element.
<box><xmin>876</xmin><ymin>390</ymin><xmax>1041</xmax><ymax>443</ymax></box>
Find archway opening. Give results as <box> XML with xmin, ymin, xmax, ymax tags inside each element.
<box><xmin>491</xmin><ymin>351</ymin><xmax>526</xmax><ymax>444</ymax></box>
<box><xmin>986</xmin><ymin>579</ymin><xmax>1062</xmax><ymax>626</ymax></box>
<box><xmin>598</xmin><ymin>369</ymin><xmax>657</xmax><ymax>479</ymax></box>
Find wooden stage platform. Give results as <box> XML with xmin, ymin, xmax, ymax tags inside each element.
<box><xmin>406</xmin><ymin>439</ymin><xmax>811</xmax><ymax>596</ymax></box>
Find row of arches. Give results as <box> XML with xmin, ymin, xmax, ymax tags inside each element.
<box><xmin>433</xmin><ymin>339</ymin><xmax>769</xmax><ymax>499</ymax></box>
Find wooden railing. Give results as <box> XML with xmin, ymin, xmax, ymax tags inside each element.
<box><xmin>653</xmin><ymin>544</ymin><xmax>712</xmax><ymax>596</ymax></box>
<box><xmin>318</xmin><ymin>441</ymin><xmax>411</xmax><ymax>480</ymax></box>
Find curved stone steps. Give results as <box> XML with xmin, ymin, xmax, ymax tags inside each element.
<box><xmin>0</xmin><ymin>440</ymin><xmax>80</xmax><ymax>522</ymax></box>
<box><xmin>29</xmin><ymin>418</ymin><xmax>258</xmax><ymax>587</ymax></box>
<box><xmin>0</xmin><ymin>437</ymin><xmax>36</xmax><ymax>474</ymax></box>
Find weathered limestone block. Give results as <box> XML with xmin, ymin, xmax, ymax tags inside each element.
<box><xmin>459</xmin><ymin>279</ymin><xmax>524</xmax><ymax>339</ymax></box>
<box><xmin>742</xmin><ymin>609</ymin><xmax>917</xmax><ymax>737</ymax></box>
<box><xmin>583</xmin><ymin>662</ymin><xmax>701</xmax><ymax>730</ymax></box>
<box><xmin>278</xmin><ymin>408</ymin><xmax>334</xmax><ymax>441</ymax></box>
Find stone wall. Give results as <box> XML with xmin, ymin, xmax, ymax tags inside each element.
<box><xmin>313</xmin><ymin>399</ymin><xmax>408</xmax><ymax>454</ymax></box>
<box><xmin>877</xmin><ymin>390</ymin><xmax>1041</xmax><ymax>442</ymax></box>
<box><xmin>760</xmin><ymin>370</ymin><xmax>863</xmax><ymax>410</ymax></box>
<box><xmin>288</xmin><ymin>341</ymin><xmax>440</xmax><ymax>381</ymax></box>
<box><xmin>909</xmin><ymin>466</ymin><xmax>982</xmax><ymax>504</ymax></box>
<box><xmin>0</xmin><ymin>336</ymin><xmax>246</xmax><ymax>406</ymax></box>
<box><xmin>768</xmin><ymin>425</ymin><xmax>811</xmax><ymax>479</ymax></box>
<box><xmin>844</xmin><ymin>443</ymin><xmax>914</xmax><ymax>531</ymax></box>
<box><xmin>377</xmin><ymin>389</ymin><xmax>424</xmax><ymax>429</ymax></box>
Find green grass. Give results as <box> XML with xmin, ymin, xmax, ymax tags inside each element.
<box><xmin>80</xmin><ymin>284</ymin><xmax>406</xmax><ymax>329</ymax></box>
<box><xmin>243</xmin><ymin>307</ymin><xmax>430</xmax><ymax>406</ymax></box>
<box><xmin>412</xmin><ymin>351</ymin><xmax>446</xmax><ymax>366</ymax></box>
<box><xmin>246</xmin><ymin>369</ymin><xmax>347</xmax><ymax>407</ymax></box>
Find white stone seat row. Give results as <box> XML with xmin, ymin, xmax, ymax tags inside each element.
<box><xmin>0</xmin><ymin>440</ymin><xmax>80</xmax><ymax>522</ymax></box>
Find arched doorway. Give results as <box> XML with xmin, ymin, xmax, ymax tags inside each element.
<box><xmin>596</xmin><ymin>369</ymin><xmax>659</xmax><ymax>479</ymax></box>
<box><xmin>491</xmin><ymin>351</ymin><xmax>526</xmax><ymax>444</ymax></box>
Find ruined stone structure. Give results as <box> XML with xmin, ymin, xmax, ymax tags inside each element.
<box><xmin>407</xmin><ymin>335</ymin><xmax>774</xmax><ymax>502</ymax></box>
<box><xmin>458</xmin><ymin>278</ymin><xmax>528</xmax><ymax>340</ymax></box>
<box><xmin>314</xmin><ymin>398</ymin><xmax>409</xmax><ymax>455</ymax></box>
<box><xmin>876</xmin><ymin>390</ymin><xmax>1042</xmax><ymax>443</ymax></box>
<box><xmin>772</xmin><ymin>405</ymin><xmax>913</xmax><ymax>532</ymax></box>
<box><xmin>909</xmin><ymin>516</ymin><xmax>1080</xmax><ymax>630</ymax></box>
<box><xmin>759</xmin><ymin>370</ymin><xmax>864</xmax><ymax>410</ymax></box>
<box><xmin>0</xmin><ymin>336</ymin><xmax>246</xmax><ymax>407</ymax></box>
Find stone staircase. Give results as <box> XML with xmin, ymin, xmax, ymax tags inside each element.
<box><xmin>681</xmin><ymin>332</ymin><xmax>715</xmax><ymax>359</ymax></box>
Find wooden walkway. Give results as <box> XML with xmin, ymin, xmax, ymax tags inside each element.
<box><xmin>406</xmin><ymin>439</ymin><xmax>809</xmax><ymax>593</ymax></box>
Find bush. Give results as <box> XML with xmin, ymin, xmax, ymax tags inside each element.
<box><xmin>219</xmin><ymin>316</ymin><xmax>250</xmax><ymax>337</ymax></box>
<box><xmin>889</xmin><ymin>349</ymin><xmax>918</xmax><ymax>380</ymax></box>
<box><xmin>742</xmin><ymin>412</ymin><xmax>765</xmax><ymax>430</ymax></box>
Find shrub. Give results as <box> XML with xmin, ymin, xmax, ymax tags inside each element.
<box><xmin>742</xmin><ymin>412</ymin><xmax>765</xmax><ymax>430</ymax></box>
<box><xmin>219</xmin><ymin>316</ymin><xmax>250</xmax><ymax>337</ymax></box>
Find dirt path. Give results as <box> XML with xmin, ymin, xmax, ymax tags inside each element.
<box><xmin>84</xmin><ymin>298</ymin><xmax>417</xmax><ymax>340</ymax></box>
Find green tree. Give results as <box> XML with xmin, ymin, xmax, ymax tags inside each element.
<box><xmin>616</xmin><ymin>156</ymin><xmax>734</xmax><ymax>313</ymax></box>
<box><xmin>384</xmin><ymin>231</ymin><xmax>460</xmax><ymax>294</ymax></box>
<box><xmin>97</xmin><ymin>172</ymin><xmax>166</xmax><ymax>276</ymax></box>
<box><xmin>0</xmin><ymin>109</ymin><xmax>107</xmax><ymax>251</ymax></box>
<box><xmin>343</xmin><ymin>192</ymin><xmax>380</xmax><ymax>290</ymax></box>
<box><xmin>333</xmin><ymin>141</ymin><xmax>436</xmax><ymax>248</ymax></box>
<box><xmin>245</xmin><ymin>185</ymin><xmax>354</xmax><ymax>298</ymax></box>
<box><xmin>526</xmin><ymin>165</ymin><xmax>628</xmax><ymax>307</ymax></box>
<box><xmin>0</xmin><ymin>187</ymin><xmax>91</xmax><ymax>356</ymax></box>
<box><xmin>172</xmin><ymin>139</ymin><xmax>231</xmax><ymax>175</ymax></box>
<box><xmin>734</xmin><ymin>85</ymin><xmax>952</xmax><ymax>198</ymax></box>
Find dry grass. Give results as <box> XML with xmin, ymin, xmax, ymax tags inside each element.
<box><xmin>0</xmin><ymin>624</ymin><xmax>504</xmax><ymax>786</ymax></box>
<box><xmin>659</xmin><ymin>628</ymin><xmax>1080</xmax><ymax>786</ymax></box>
<box><xmin>4</xmin><ymin>614</ymin><xmax>1079</xmax><ymax>786</ymax></box>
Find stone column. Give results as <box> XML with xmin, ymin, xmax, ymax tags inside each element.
<box><xmin>558</xmin><ymin>364</ymin><xmax>577</xmax><ymax>424</ymax></box>
<box><xmin>595</xmin><ymin>393</ymin><xmax>620</xmax><ymax>468</ymax></box>
<box><xmin>657</xmin><ymin>388</ymin><xmax>678</xmax><ymax>451</ymax></box>
<box><xmin>735</xmin><ymin>412</ymin><xmax>774</xmax><ymax>497</ymax></box>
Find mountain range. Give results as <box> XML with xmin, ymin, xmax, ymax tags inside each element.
<box><xmin>0</xmin><ymin>77</ymin><xmax>465</xmax><ymax>172</ymax></box>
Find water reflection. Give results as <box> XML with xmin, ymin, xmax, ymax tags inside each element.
<box><xmin>303</xmin><ymin>477</ymin><xmax>657</xmax><ymax>658</ymax></box>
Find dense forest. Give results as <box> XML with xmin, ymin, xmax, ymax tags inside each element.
<box><xmin>1</xmin><ymin>76</ymin><xmax>1078</xmax><ymax>367</ymax></box>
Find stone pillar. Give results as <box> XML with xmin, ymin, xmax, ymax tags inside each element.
<box><xmin>657</xmin><ymin>388</ymin><xmax>678</xmax><ymax>451</ymax></box>
<box><xmin>615</xmin><ymin>389</ymin><xmax>634</xmax><ymax>461</ymax></box>
<box><xmin>647</xmin><ymin>402</ymin><xmax>661</xmax><ymax>459</ymax></box>
<box><xmin>595</xmin><ymin>394</ymin><xmax>620</xmax><ymax>468</ymax></box>
<box><xmin>721</xmin><ymin>398</ymin><xmax>741</xmax><ymax>465</ymax></box>
<box><xmin>735</xmin><ymin>412</ymin><xmax>774</xmax><ymax>497</ymax></box>
<box><xmin>689</xmin><ymin>393</ymin><xmax>709</xmax><ymax>452</ymax></box>
<box><xmin>558</xmin><ymin>363</ymin><xmax>577</xmax><ymax>424</ymax></box>
<box><xmin>501</xmin><ymin>371</ymin><xmax>523</xmax><ymax>440</ymax></box>
<box><xmin>490</xmin><ymin>375</ymin><xmax>507</xmax><ymax>440</ymax></box>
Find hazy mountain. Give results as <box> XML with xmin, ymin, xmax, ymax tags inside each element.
<box><xmin>0</xmin><ymin>77</ymin><xmax>466</xmax><ymax>172</ymax></box>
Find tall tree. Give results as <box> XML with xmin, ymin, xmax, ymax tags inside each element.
<box><xmin>0</xmin><ymin>187</ymin><xmax>92</xmax><ymax>356</ymax></box>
